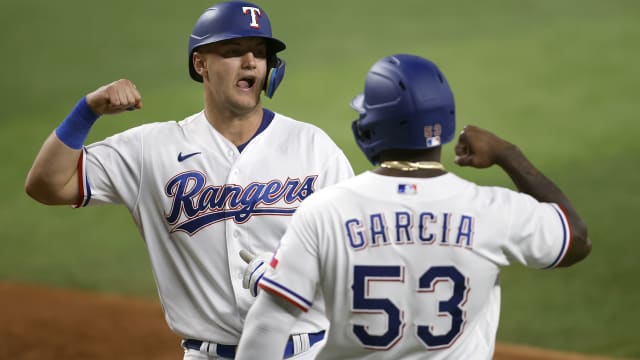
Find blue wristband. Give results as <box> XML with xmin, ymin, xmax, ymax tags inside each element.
<box><xmin>55</xmin><ymin>97</ymin><xmax>100</xmax><ymax>149</ymax></box>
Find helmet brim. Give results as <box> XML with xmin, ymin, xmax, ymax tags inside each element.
<box><xmin>350</xmin><ymin>94</ymin><xmax>365</xmax><ymax>114</ymax></box>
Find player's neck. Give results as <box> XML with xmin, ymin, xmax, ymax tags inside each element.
<box><xmin>373</xmin><ymin>165</ymin><xmax>447</xmax><ymax>178</ymax></box>
<box><xmin>204</xmin><ymin>105</ymin><xmax>263</xmax><ymax>146</ymax></box>
<box><xmin>374</xmin><ymin>148</ymin><xmax>446</xmax><ymax>178</ymax></box>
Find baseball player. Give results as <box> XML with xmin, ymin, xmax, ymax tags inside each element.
<box><xmin>235</xmin><ymin>54</ymin><xmax>592</xmax><ymax>360</ymax></box>
<box><xmin>25</xmin><ymin>1</ymin><xmax>353</xmax><ymax>359</ymax></box>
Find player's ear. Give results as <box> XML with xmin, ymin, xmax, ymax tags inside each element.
<box><xmin>193</xmin><ymin>52</ymin><xmax>207</xmax><ymax>79</ymax></box>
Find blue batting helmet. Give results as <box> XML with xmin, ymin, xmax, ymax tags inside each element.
<box><xmin>351</xmin><ymin>54</ymin><xmax>455</xmax><ymax>164</ymax></box>
<box><xmin>188</xmin><ymin>1</ymin><xmax>287</xmax><ymax>98</ymax></box>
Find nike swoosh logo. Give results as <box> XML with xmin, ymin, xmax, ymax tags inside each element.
<box><xmin>178</xmin><ymin>152</ymin><xmax>202</xmax><ymax>162</ymax></box>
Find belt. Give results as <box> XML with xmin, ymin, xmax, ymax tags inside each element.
<box><xmin>183</xmin><ymin>330</ymin><xmax>325</xmax><ymax>359</ymax></box>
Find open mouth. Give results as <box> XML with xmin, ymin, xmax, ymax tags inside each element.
<box><xmin>237</xmin><ymin>76</ymin><xmax>256</xmax><ymax>90</ymax></box>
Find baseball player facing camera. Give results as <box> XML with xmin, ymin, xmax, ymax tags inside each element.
<box><xmin>235</xmin><ymin>54</ymin><xmax>592</xmax><ymax>360</ymax></box>
<box><xmin>25</xmin><ymin>1</ymin><xmax>353</xmax><ymax>359</ymax></box>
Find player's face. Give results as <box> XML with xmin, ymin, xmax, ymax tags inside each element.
<box><xmin>196</xmin><ymin>37</ymin><xmax>268</xmax><ymax>115</ymax></box>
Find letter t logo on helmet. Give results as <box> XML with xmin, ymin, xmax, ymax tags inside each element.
<box><xmin>242</xmin><ymin>7</ymin><xmax>262</xmax><ymax>28</ymax></box>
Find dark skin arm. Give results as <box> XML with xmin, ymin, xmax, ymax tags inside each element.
<box><xmin>454</xmin><ymin>125</ymin><xmax>591</xmax><ymax>267</ymax></box>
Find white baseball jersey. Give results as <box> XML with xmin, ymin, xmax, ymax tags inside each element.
<box><xmin>75</xmin><ymin>109</ymin><xmax>354</xmax><ymax>343</ymax></box>
<box><xmin>260</xmin><ymin>171</ymin><xmax>571</xmax><ymax>360</ymax></box>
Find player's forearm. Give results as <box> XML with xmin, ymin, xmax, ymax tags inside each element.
<box><xmin>25</xmin><ymin>132</ymin><xmax>82</xmax><ymax>205</ymax></box>
<box><xmin>236</xmin><ymin>293</ymin><xmax>301</xmax><ymax>360</ymax></box>
<box><xmin>496</xmin><ymin>145</ymin><xmax>591</xmax><ymax>266</ymax></box>
<box><xmin>495</xmin><ymin>145</ymin><xmax>563</xmax><ymax>202</ymax></box>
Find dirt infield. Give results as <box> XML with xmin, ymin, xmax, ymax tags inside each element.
<box><xmin>0</xmin><ymin>282</ymin><xmax>614</xmax><ymax>360</ymax></box>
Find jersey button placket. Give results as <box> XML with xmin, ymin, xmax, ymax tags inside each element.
<box><xmin>232</xmin><ymin>228</ymin><xmax>244</xmax><ymax>279</ymax></box>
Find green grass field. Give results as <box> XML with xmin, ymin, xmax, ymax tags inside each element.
<box><xmin>2</xmin><ymin>0</ymin><xmax>639</xmax><ymax>358</ymax></box>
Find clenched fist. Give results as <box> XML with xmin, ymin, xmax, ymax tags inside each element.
<box><xmin>86</xmin><ymin>79</ymin><xmax>143</xmax><ymax>115</ymax></box>
<box><xmin>454</xmin><ymin>125</ymin><xmax>517</xmax><ymax>169</ymax></box>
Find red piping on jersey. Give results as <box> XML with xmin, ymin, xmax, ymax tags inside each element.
<box><xmin>260</xmin><ymin>284</ymin><xmax>309</xmax><ymax>313</ymax></box>
<box><xmin>75</xmin><ymin>151</ymin><xmax>85</xmax><ymax>208</ymax></box>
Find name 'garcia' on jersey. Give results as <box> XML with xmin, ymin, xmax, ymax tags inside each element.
<box><xmin>345</xmin><ymin>211</ymin><xmax>475</xmax><ymax>250</ymax></box>
<box><xmin>165</xmin><ymin>171</ymin><xmax>318</xmax><ymax>235</ymax></box>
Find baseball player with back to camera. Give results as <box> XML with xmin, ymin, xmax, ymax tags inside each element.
<box><xmin>24</xmin><ymin>1</ymin><xmax>353</xmax><ymax>359</ymax></box>
<box><xmin>235</xmin><ymin>54</ymin><xmax>592</xmax><ymax>360</ymax></box>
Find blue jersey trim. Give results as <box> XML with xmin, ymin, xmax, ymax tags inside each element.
<box><xmin>261</xmin><ymin>277</ymin><xmax>313</xmax><ymax>308</ymax></box>
<box><xmin>237</xmin><ymin>108</ymin><xmax>275</xmax><ymax>152</ymax></box>
<box><xmin>545</xmin><ymin>205</ymin><xmax>569</xmax><ymax>269</ymax></box>
<box><xmin>82</xmin><ymin>176</ymin><xmax>91</xmax><ymax>207</ymax></box>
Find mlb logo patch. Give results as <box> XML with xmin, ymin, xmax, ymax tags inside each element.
<box><xmin>398</xmin><ymin>183</ymin><xmax>418</xmax><ymax>195</ymax></box>
<box><xmin>426</xmin><ymin>136</ymin><xmax>441</xmax><ymax>147</ymax></box>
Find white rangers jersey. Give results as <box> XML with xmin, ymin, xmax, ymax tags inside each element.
<box><xmin>261</xmin><ymin>171</ymin><xmax>571</xmax><ymax>360</ymax></box>
<box><xmin>75</xmin><ymin>109</ymin><xmax>354</xmax><ymax>343</ymax></box>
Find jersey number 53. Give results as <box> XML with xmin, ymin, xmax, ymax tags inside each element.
<box><xmin>351</xmin><ymin>265</ymin><xmax>468</xmax><ymax>350</ymax></box>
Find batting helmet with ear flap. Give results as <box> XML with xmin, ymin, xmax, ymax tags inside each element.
<box><xmin>188</xmin><ymin>1</ymin><xmax>287</xmax><ymax>98</ymax></box>
<box><xmin>351</xmin><ymin>54</ymin><xmax>455</xmax><ymax>164</ymax></box>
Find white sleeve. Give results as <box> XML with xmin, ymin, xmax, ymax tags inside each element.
<box><xmin>502</xmin><ymin>191</ymin><xmax>571</xmax><ymax>269</ymax></box>
<box><xmin>76</xmin><ymin>126</ymin><xmax>143</xmax><ymax>209</ymax></box>
<box><xmin>259</xmin><ymin>200</ymin><xmax>321</xmax><ymax>311</ymax></box>
<box><xmin>236</xmin><ymin>292</ymin><xmax>302</xmax><ymax>360</ymax></box>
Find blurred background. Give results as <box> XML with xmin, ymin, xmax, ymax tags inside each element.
<box><xmin>1</xmin><ymin>0</ymin><xmax>638</xmax><ymax>358</ymax></box>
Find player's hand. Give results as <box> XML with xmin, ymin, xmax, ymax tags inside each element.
<box><xmin>86</xmin><ymin>79</ymin><xmax>143</xmax><ymax>115</ymax></box>
<box><xmin>240</xmin><ymin>250</ymin><xmax>272</xmax><ymax>297</ymax></box>
<box><xmin>454</xmin><ymin>125</ymin><xmax>516</xmax><ymax>169</ymax></box>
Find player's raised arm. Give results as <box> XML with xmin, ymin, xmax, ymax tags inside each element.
<box><xmin>25</xmin><ymin>79</ymin><xmax>142</xmax><ymax>205</ymax></box>
<box><xmin>454</xmin><ymin>125</ymin><xmax>591</xmax><ymax>267</ymax></box>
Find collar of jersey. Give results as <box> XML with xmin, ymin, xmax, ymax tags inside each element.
<box><xmin>237</xmin><ymin>108</ymin><xmax>275</xmax><ymax>152</ymax></box>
